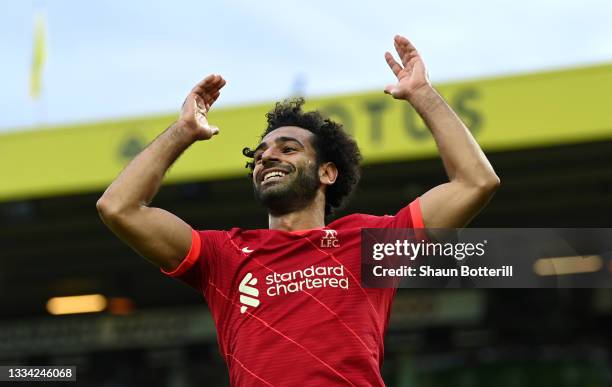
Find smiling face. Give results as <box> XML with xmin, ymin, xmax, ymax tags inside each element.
<box><xmin>252</xmin><ymin>126</ymin><xmax>322</xmax><ymax>215</ymax></box>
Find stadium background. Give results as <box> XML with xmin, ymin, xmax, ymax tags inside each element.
<box><xmin>2</xmin><ymin>2</ymin><xmax>612</xmax><ymax>386</ymax></box>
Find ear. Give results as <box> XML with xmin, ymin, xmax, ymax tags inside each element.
<box><xmin>319</xmin><ymin>162</ymin><xmax>338</xmax><ymax>186</ymax></box>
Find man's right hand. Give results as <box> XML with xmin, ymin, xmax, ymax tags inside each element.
<box><xmin>178</xmin><ymin>74</ymin><xmax>226</xmax><ymax>141</ymax></box>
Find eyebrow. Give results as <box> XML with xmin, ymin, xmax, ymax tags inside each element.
<box><xmin>253</xmin><ymin>136</ymin><xmax>305</xmax><ymax>154</ymax></box>
<box><xmin>276</xmin><ymin>136</ymin><xmax>304</xmax><ymax>147</ymax></box>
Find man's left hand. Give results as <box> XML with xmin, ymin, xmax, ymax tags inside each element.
<box><xmin>384</xmin><ymin>35</ymin><xmax>431</xmax><ymax>100</ymax></box>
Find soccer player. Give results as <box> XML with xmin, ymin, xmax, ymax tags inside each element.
<box><xmin>97</xmin><ymin>35</ymin><xmax>499</xmax><ymax>386</ymax></box>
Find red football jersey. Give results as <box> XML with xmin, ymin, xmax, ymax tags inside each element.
<box><xmin>162</xmin><ymin>199</ymin><xmax>423</xmax><ymax>386</ymax></box>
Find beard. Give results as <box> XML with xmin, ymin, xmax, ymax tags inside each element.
<box><xmin>254</xmin><ymin>162</ymin><xmax>320</xmax><ymax>216</ymax></box>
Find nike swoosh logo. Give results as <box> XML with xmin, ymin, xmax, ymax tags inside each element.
<box><xmin>242</xmin><ymin>247</ymin><xmax>254</xmax><ymax>254</ymax></box>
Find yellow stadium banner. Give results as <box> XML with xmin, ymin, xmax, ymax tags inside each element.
<box><xmin>2</xmin><ymin>63</ymin><xmax>612</xmax><ymax>202</ymax></box>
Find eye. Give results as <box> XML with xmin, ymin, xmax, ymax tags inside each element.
<box><xmin>282</xmin><ymin>146</ymin><xmax>296</xmax><ymax>153</ymax></box>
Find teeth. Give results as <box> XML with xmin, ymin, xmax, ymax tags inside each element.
<box><xmin>263</xmin><ymin>171</ymin><xmax>287</xmax><ymax>181</ymax></box>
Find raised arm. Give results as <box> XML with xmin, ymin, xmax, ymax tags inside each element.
<box><xmin>96</xmin><ymin>74</ymin><xmax>226</xmax><ymax>271</ymax></box>
<box><xmin>384</xmin><ymin>35</ymin><xmax>499</xmax><ymax>228</ymax></box>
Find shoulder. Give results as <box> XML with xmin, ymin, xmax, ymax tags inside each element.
<box><xmin>197</xmin><ymin>227</ymin><xmax>278</xmax><ymax>248</ymax></box>
<box><xmin>327</xmin><ymin>199</ymin><xmax>423</xmax><ymax>230</ymax></box>
<box><xmin>197</xmin><ymin>227</ymin><xmax>258</xmax><ymax>239</ymax></box>
<box><xmin>328</xmin><ymin>213</ymin><xmax>392</xmax><ymax>229</ymax></box>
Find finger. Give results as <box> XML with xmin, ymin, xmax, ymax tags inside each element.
<box><xmin>207</xmin><ymin>74</ymin><xmax>224</xmax><ymax>89</ymax></box>
<box><xmin>199</xmin><ymin>77</ymin><xmax>220</xmax><ymax>95</ymax></box>
<box><xmin>180</xmin><ymin>93</ymin><xmax>196</xmax><ymax>117</ymax></box>
<box><xmin>198</xmin><ymin>75</ymin><xmax>222</xmax><ymax>94</ymax></box>
<box><xmin>194</xmin><ymin>94</ymin><xmax>207</xmax><ymax>111</ymax></box>
<box><xmin>393</xmin><ymin>36</ymin><xmax>406</xmax><ymax>65</ymax></box>
<box><xmin>396</xmin><ymin>35</ymin><xmax>417</xmax><ymax>52</ymax></box>
<box><xmin>191</xmin><ymin>74</ymin><xmax>217</xmax><ymax>94</ymax></box>
<box><xmin>201</xmin><ymin>123</ymin><xmax>220</xmax><ymax>138</ymax></box>
<box><xmin>192</xmin><ymin>74</ymin><xmax>225</xmax><ymax>95</ymax></box>
<box><xmin>384</xmin><ymin>51</ymin><xmax>402</xmax><ymax>77</ymax></box>
<box><xmin>217</xmin><ymin>77</ymin><xmax>227</xmax><ymax>89</ymax></box>
<box><xmin>210</xmin><ymin>74</ymin><xmax>226</xmax><ymax>89</ymax></box>
<box><xmin>203</xmin><ymin>90</ymin><xmax>221</xmax><ymax>108</ymax></box>
<box><xmin>395</xmin><ymin>35</ymin><xmax>418</xmax><ymax>67</ymax></box>
<box><xmin>181</xmin><ymin>95</ymin><xmax>189</xmax><ymax>110</ymax></box>
<box><xmin>198</xmin><ymin>77</ymin><xmax>226</xmax><ymax>102</ymax></box>
<box><xmin>210</xmin><ymin>78</ymin><xmax>226</xmax><ymax>95</ymax></box>
<box><xmin>383</xmin><ymin>84</ymin><xmax>396</xmax><ymax>96</ymax></box>
<box><xmin>214</xmin><ymin>77</ymin><xmax>226</xmax><ymax>94</ymax></box>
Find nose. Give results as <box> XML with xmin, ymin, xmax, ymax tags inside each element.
<box><xmin>261</xmin><ymin>147</ymin><xmax>280</xmax><ymax>166</ymax></box>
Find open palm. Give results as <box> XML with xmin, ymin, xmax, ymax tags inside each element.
<box><xmin>384</xmin><ymin>35</ymin><xmax>430</xmax><ymax>100</ymax></box>
<box><xmin>179</xmin><ymin>74</ymin><xmax>226</xmax><ymax>140</ymax></box>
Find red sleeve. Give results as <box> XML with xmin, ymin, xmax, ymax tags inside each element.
<box><xmin>161</xmin><ymin>229</ymin><xmax>201</xmax><ymax>277</ymax></box>
<box><xmin>160</xmin><ymin>229</ymin><xmax>220</xmax><ymax>293</ymax></box>
<box><xmin>386</xmin><ymin>197</ymin><xmax>424</xmax><ymax>229</ymax></box>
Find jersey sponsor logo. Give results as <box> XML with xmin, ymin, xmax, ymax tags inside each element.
<box><xmin>265</xmin><ymin>265</ymin><xmax>349</xmax><ymax>297</ymax></box>
<box><xmin>238</xmin><ymin>272</ymin><xmax>260</xmax><ymax>314</ymax></box>
<box><xmin>320</xmin><ymin>229</ymin><xmax>340</xmax><ymax>248</ymax></box>
<box><xmin>237</xmin><ymin>265</ymin><xmax>350</xmax><ymax>315</ymax></box>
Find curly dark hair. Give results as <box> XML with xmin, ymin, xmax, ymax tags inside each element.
<box><xmin>242</xmin><ymin>98</ymin><xmax>362</xmax><ymax>216</ymax></box>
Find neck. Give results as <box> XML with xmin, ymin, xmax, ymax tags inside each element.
<box><xmin>268</xmin><ymin>191</ymin><xmax>326</xmax><ymax>231</ymax></box>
